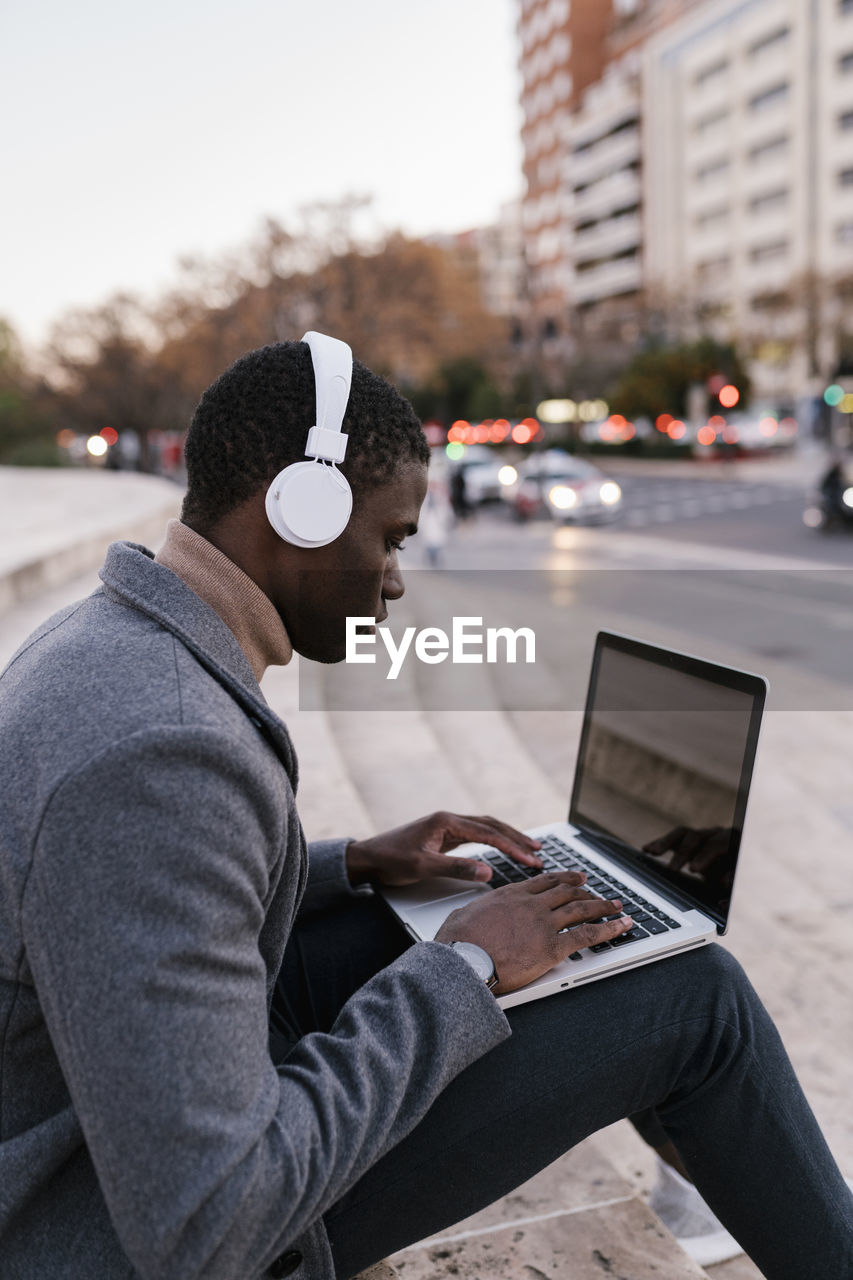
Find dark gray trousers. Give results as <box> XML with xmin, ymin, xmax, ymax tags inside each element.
<box><xmin>270</xmin><ymin>895</ymin><xmax>853</xmax><ymax>1280</ymax></box>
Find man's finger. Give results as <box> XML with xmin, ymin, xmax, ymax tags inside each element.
<box><xmin>463</xmin><ymin>814</ymin><xmax>542</xmax><ymax>852</ymax></box>
<box><xmin>441</xmin><ymin>815</ymin><xmax>543</xmax><ymax>867</ymax></box>
<box><xmin>552</xmin><ymin>896</ymin><xmax>623</xmax><ymax>928</ymax></box>
<box><xmin>423</xmin><ymin>854</ymin><xmax>493</xmax><ymax>883</ymax></box>
<box><xmin>561</xmin><ymin>916</ymin><xmax>633</xmax><ymax>951</ymax></box>
<box><xmin>525</xmin><ymin>870</ymin><xmax>587</xmax><ymax>894</ymax></box>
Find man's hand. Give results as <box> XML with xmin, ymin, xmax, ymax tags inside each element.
<box><xmin>345</xmin><ymin>811</ymin><xmax>543</xmax><ymax>888</ymax></box>
<box><xmin>435</xmin><ymin>872</ymin><xmax>633</xmax><ymax>994</ymax></box>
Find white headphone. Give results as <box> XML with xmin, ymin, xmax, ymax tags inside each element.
<box><xmin>265</xmin><ymin>331</ymin><xmax>354</xmax><ymax>548</ymax></box>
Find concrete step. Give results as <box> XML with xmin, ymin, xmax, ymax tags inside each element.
<box><xmin>0</xmin><ymin>466</ymin><xmax>180</xmax><ymax>610</ymax></box>
<box><xmin>385</xmin><ymin>1137</ymin><xmax>711</xmax><ymax>1280</ymax></box>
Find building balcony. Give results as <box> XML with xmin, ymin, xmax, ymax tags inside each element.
<box><xmin>742</xmin><ymin>256</ymin><xmax>794</xmax><ymax>296</ymax></box>
<box><xmin>566</xmin><ymin>127</ymin><xmax>640</xmax><ymax>188</ymax></box>
<box><xmin>685</xmin><ymin>180</ymin><xmax>733</xmax><ymax>217</ymax></box>
<box><xmin>572</xmin><ymin>168</ymin><xmax>641</xmax><ymax>220</ymax></box>
<box><xmin>572</xmin><ymin>212</ymin><xmax>642</xmax><ymax>263</ymax></box>
<box><xmin>572</xmin><ymin>255</ymin><xmax>644</xmax><ymax>304</ymax></box>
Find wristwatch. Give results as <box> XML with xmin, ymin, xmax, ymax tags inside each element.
<box><xmin>448</xmin><ymin>940</ymin><xmax>498</xmax><ymax>991</ymax></box>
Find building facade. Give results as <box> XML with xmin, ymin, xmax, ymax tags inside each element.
<box><xmin>514</xmin><ymin>0</ymin><xmax>853</xmax><ymax>403</ymax></box>
<box><xmin>516</xmin><ymin>0</ymin><xmax>616</xmax><ymax>355</ymax></box>
<box><xmin>643</xmin><ymin>0</ymin><xmax>853</xmax><ymax>400</ymax></box>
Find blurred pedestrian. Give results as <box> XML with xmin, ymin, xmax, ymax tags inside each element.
<box><xmin>449</xmin><ymin>465</ymin><xmax>471</xmax><ymax>521</ymax></box>
<box><xmin>819</xmin><ymin>454</ymin><xmax>847</xmax><ymax>508</ymax></box>
<box><xmin>419</xmin><ymin>483</ymin><xmax>451</xmax><ymax>566</ymax></box>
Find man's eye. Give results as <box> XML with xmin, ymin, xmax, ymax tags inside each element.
<box><xmin>387</xmin><ymin>540</ymin><xmax>406</xmax><ymax>555</ymax></box>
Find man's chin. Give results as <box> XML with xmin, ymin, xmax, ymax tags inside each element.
<box><xmin>292</xmin><ymin>641</ymin><xmax>350</xmax><ymax>665</ymax></box>
<box><xmin>289</xmin><ymin>616</ymin><xmax>383</xmax><ymax>664</ymax></box>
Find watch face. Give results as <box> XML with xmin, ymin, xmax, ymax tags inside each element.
<box><xmin>452</xmin><ymin>941</ymin><xmax>496</xmax><ymax>985</ymax></box>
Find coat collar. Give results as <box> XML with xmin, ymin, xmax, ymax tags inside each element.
<box><xmin>99</xmin><ymin>540</ymin><xmax>299</xmax><ymax>787</ymax></box>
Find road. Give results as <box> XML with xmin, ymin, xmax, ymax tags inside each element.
<box><xmin>610</xmin><ymin>470</ymin><xmax>852</xmax><ymax>565</ymax></box>
<box><xmin>404</xmin><ymin>476</ymin><xmax>852</xmax><ymax>710</ymax></box>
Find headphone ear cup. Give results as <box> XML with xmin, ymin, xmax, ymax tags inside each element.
<box><xmin>266</xmin><ymin>461</ymin><xmax>353</xmax><ymax>548</ymax></box>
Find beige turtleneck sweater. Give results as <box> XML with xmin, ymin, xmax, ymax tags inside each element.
<box><xmin>155</xmin><ymin>519</ymin><xmax>292</xmax><ymax>684</ymax></box>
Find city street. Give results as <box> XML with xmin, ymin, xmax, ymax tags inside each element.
<box><xmin>457</xmin><ymin>464</ymin><xmax>852</xmax><ymax>566</ymax></box>
<box><xmin>406</xmin><ymin>467</ymin><xmax>852</xmax><ymax>706</ymax></box>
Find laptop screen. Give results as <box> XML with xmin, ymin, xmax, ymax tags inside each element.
<box><xmin>569</xmin><ymin>632</ymin><xmax>767</xmax><ymax>930</ymax></box>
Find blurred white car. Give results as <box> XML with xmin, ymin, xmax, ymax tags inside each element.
<box><xmin>503</xmin><ymin>451</ymin><xmax>623</xmax><ymax>523</ymax></box>
<box><xmin>461</xmin><ymin>460</ymin><xmax>507</xmax><ymax>504</ymax></box>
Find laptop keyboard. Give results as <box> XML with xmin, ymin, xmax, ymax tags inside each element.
<box><xmin>483</xmin><ymin>834</ymin><xmax>682</xmax><ymax>961</ymax></box>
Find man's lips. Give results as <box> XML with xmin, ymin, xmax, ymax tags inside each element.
<box><xmin>354</xmin><ymin>610</ymin><xmax>387</xmax><ymax>635</ymax></box>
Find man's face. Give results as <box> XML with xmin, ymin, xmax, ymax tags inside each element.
<box><xmin>275</xmin><ymin>461</ymin><xmax>428</xmax><ymax>663</ymax></box>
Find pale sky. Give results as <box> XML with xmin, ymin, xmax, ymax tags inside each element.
<box><xmin>2</xmin><ymin>0</ymin><xmax>524</xmax><ymax>352</ymax></box>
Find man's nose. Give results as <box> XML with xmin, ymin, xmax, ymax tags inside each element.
<box><xmin>382</xmin><ymin>561</ymin><xmax>405</xmax><ymax>601</ymax></box>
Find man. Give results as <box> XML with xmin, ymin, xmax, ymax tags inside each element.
<box><xmin>1</xmin><ymin>339</ymin><xmax>851</xmax><ymax>1280</ymax></box>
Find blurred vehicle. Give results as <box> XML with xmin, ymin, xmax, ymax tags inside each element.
<box><xmin>461</xmin><ymin>460</ymin><xmax>508</xmax><ymax>504</ymax></box>
<box><xmin>502</xmin><ymin>451</ymin><xmax>623</xmax><ymax>523</ymax></box>
<box><xmin>803</xmin><ymin>459</ymin><xmax>853</xmax><ymax>532</ymax></box>
<box><xmin>716</xmin><ymin>412</ymin><xmax>798</xmax><ymax>452</ymax></box>
<box><xmin>448</xmin><ymin>445</ymin><xmax>512</xmax><ymax>508</ymax></box>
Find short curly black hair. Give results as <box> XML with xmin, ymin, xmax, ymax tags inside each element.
<box><xmin>181</xmin><ymin>340</ymin><xmax>429</xmax><ymax>531</ymax></box>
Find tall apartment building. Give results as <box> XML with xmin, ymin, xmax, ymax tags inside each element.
<box><xmin>516</xmin><ymin>0</ymin><xmax>853</xmax><ymax>402</ymax></box>
<box><xmin>516</xmin><ymin>0</ymin><xmax>706</xmax><ymax>366</ymax></box>
<box><xmin>643</xmin><ymin>0</ymin><xmax>853</xmax><ymax>400</ymax></box>
<box><xmin>517</xmin><ymin>0</ymin><xmax>615</xmax><ymax>354</ymax></box>
<box><xmin>562</xmin><ymin>50</ymin><xmax>643</xmax><ymax>355</ymax></box>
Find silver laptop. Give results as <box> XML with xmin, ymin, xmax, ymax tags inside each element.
<box><xmin>381</xmin><ymin>631</ymin><xmax>767</xmax><ymax>1009</ymax></box>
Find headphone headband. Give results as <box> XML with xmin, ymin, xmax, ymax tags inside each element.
<box><xmin>302</xmin><ymin>330</ymin><xmax>352</xmax><ymax>463</ymax></box>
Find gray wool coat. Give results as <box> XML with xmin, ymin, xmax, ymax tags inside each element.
<box><xmin>0</xmin><ymin>541</ymin><xmax>510</xmax><ymax>1280</ymax></box>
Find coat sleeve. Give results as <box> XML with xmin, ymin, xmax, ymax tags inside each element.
<box><xmin>299</xmin><ymin>837</ymin><xmax>373</xmax><ymax>916</ymax></box>
<box><xmin>23</xmin><ymin>726</ymin><xmax>509</xmax><ymax>1280</ymax></box>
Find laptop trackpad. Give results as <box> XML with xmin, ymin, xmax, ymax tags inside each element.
<box><xmin>397</xmin><ymin>891</ymin><xmax>486</xmax><ymax>940</ymax></box>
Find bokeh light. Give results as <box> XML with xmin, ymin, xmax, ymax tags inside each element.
<box><xmin>719</xmin><ymin>384</ymin><xmax>740</xmax><ymax>409</ymax></box>
<box><xmin>824</xmin><ymin>384</ymin><xmax>844</xmax><ymax>407</ymax></box>
<box><xmin>549</xmin><ymin>485</ymin><xmax>578</xmax><ymax>510</ymax></box>
<box><xmin>86</xmin><ymin>435</ymin><xmax>108</xmax><ymax>457</ymax></box>
<box><xmin>697</xmin><ymin>425</ymin><xmax>716</xmax><ymax>446</ymax></box>
<box><xmin>99</xmin><ymin>427</ymin><xmax>119</xmax><ymax>446</ymax></box>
